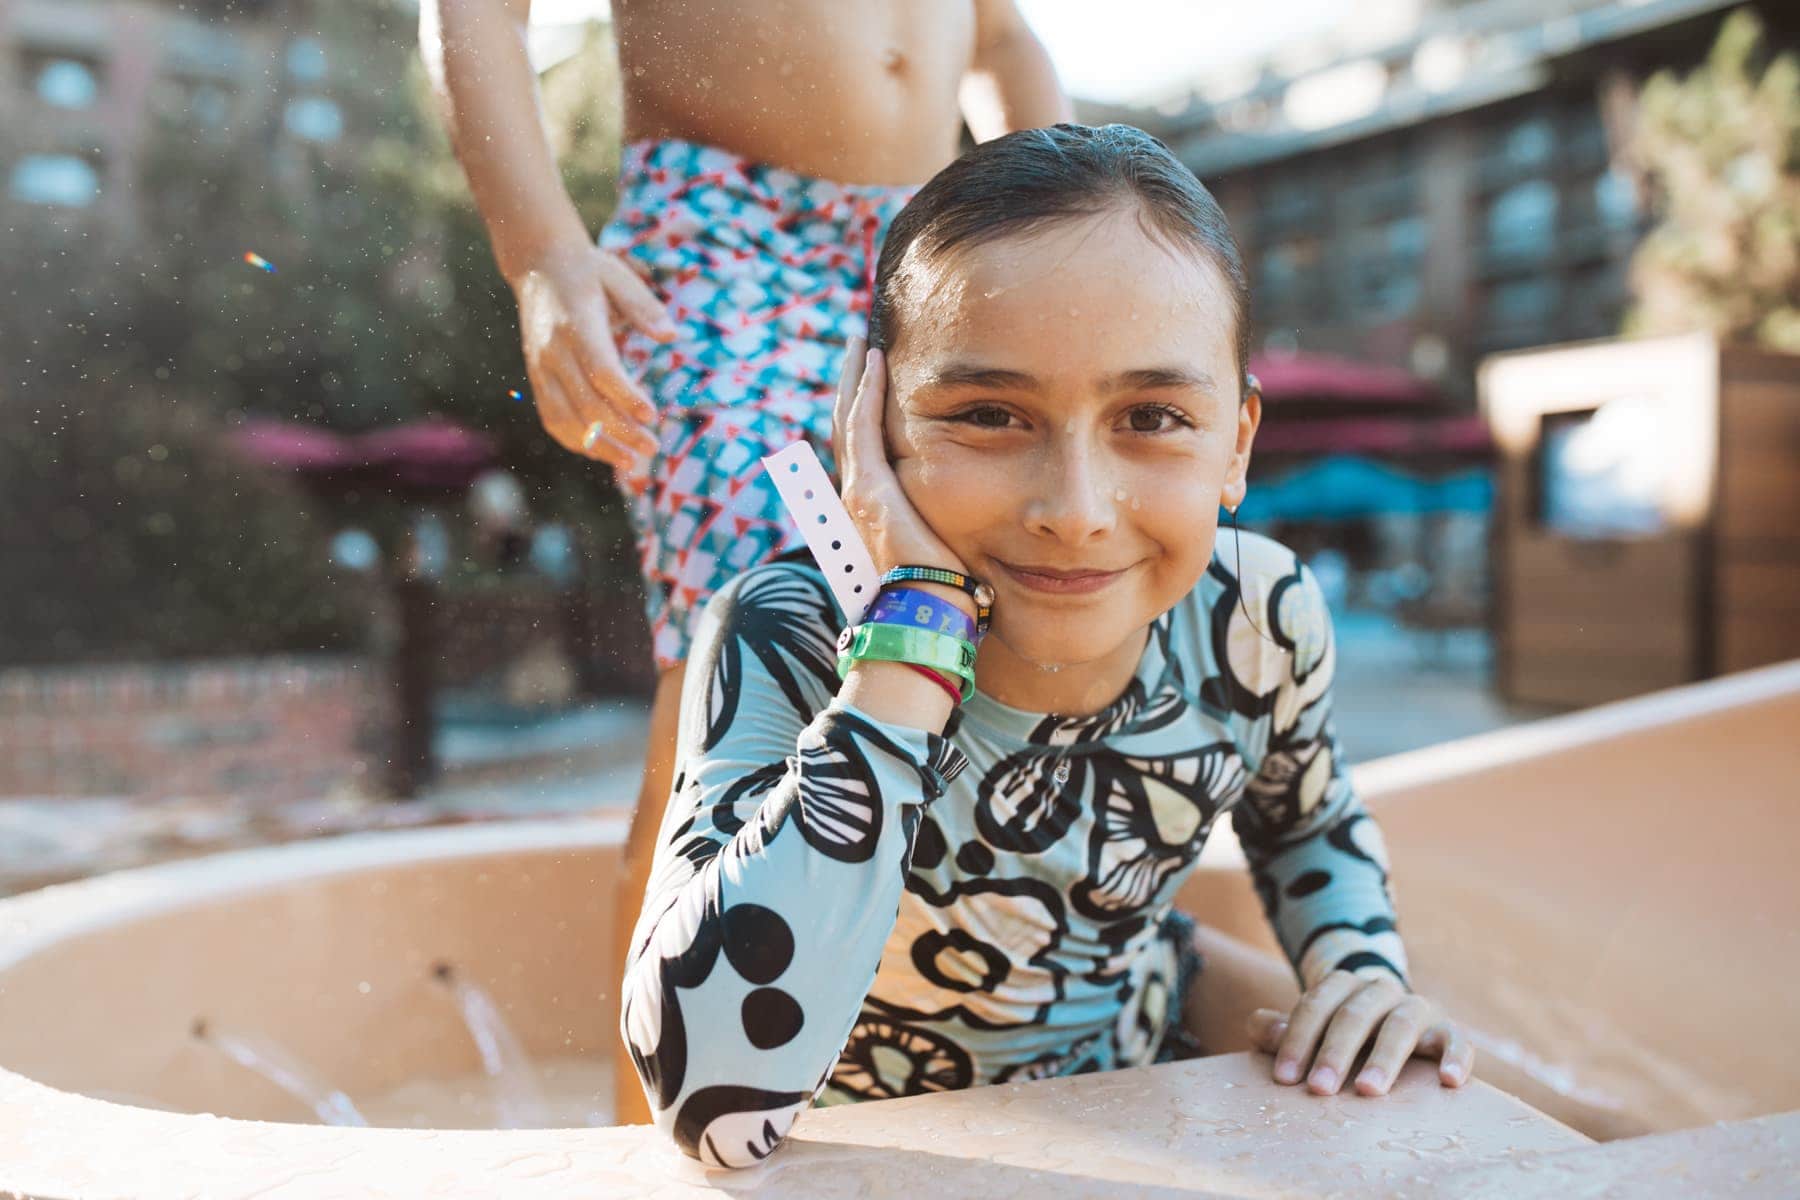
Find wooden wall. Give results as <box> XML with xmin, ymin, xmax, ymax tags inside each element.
<box><xmin>1715</xmin><ymin>348</ymin><xmax>1800</xmax><ymax>674</ymax></box>
<box><xmin>1487</xmin><ymin>335</ymin><xmax>1800</xmax><ymax>708</ymax></box>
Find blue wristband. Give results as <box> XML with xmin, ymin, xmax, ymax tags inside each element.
<box><xmin>865</xmin><ymin>586</ymin><xmax>980</xmax><ymax>643</ymax></box>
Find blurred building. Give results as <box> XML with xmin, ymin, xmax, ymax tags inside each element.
<box><xmin>1108</xmin><ymin>0</ymin><xmax>1800</xmax><ymax>405</ymax></box>
<box><xmin>0</xmin><ymin>0</ymin><xmax>349</xmax><ymax>236</ymax></box>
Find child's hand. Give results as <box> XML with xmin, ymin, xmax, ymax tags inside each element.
<box><xmin>1245</xmin><ymin>971</ymin><xmax>1474</xmax><ymax>1097</ymax></box>
<box><xmin>832</xmin><ymin>336</ymin><xmax>972</xmax><ymax>583</ymax></box>
<box><xmin>512</xmin><ymin>245</ymin><xmax>672</xmax><ymax>467</ymax></box>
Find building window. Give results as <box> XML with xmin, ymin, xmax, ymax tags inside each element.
<box><xmin>1478</xmin><ymin>112</ymin><xmax>1559</xmax><ymax>190</ymax></box>
<box><xmin>1484</xmin><ymin>179</ymin><xmax>1558</xmax><ymax>263</ymax></box>
<box><xmin>9</xmin><ymin>155</ymin><xmax>100</xmax><ymax>207</ymax></box>
<box><xmin>1563</xmin><ymin>103</ymin><xmax>1611</xmax><ymax>172</ymax></box>
<box><xmin>1260</xmin><ymin>172</ymin><xmax>1323</xmax><ymax>234</ymax></box>
<box><xmin>1258</xmin><ymin>236</ymin><xmax>1322</xmax><ymax>318</ymax></box>
<box><xmin>1593</xmin><ymin>169</ymin><xmax>1639</xmax><ymax>231</ymax></box>
<box><xmin>34</xmin><ymin>58</ymin><xmax>100</xmax><ymax>109</ymax></box>
<box><xmin>154</xmin><ymin>76</ymin><xmax>236</xmax><ymax>128</ymax></box>
<box><xmin>1360</xmin><ymin>215</ymin><xmax>1428</xmax><ymax>319</ymax></box>
<box><xmin>191</xmin><ymin>83</ymin><xmax>234</xmax><ymax>128</ymax></box>
<box><xmin>1538</xmin><ymin>400</ymin><xmax>1671</xmax><ymax>538</ymax></box>
<box><xmin>1500</xmin><ymin>116</ymin><xmax>1555</xmax><ymax>171</ymax></box>
<box><xmin>286</xmin><ymin>37</ymin><xmax>328</xmax><ymax>83</ymax></box>
<box><xmin>1483</xmin><ymin>276</ymin><xmax>1561</xmax><ymax>350</ymax></box>
<box><xmin>284</xmin><ymin>96</ymin><xmax>344</xmax><ymax>143</ymax></box>
<box><xmin>1383</xmin><ymin>214</ymin><xmax>1428</xmax><ymax>259</ymax></box>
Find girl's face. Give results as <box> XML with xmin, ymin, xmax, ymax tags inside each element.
<box><xmin>884</xmin><ymin>205</ymin><xmax>1259</xmax><ymax>679</ymax></box>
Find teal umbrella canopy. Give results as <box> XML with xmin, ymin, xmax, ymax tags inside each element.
<box><xmin>1237</xmin><ymin>455</ymin><xmax>1492</xmax><ymax>522</ymax></box>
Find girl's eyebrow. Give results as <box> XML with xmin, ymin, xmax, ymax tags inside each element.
<box><xmin>1101</xmin><ymin>367</ymin><xmax>1220</xmax><ymax>395</ymax></box>
<box><xmin>920</xmin><ymin>364</ymin><xmax>1041</xmax><ymax>392</ymax></box>
<box><xmin>920</xmin><ymin>365</ymin><xmax>1219</xmax><ymax>394</ymax></box>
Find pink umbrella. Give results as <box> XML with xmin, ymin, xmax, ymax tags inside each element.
<box><xmin>228</xmin><ymin>419</ymin><xmax>362</xmax><ymax>471</ymax></box>
<box><xmin>1249</xmin><ymin>352</ymin><xmax>1442</xmax><ymax>407</ymax></box>
<box><xmin>357</xmin><ymin>419</ymin><xmax>496</xmax><ymax>489</ymax></box>
<box><xmin>226</xmin><ymin>417</ymin><xmax>496</xmax><ymax>492</ymax></box>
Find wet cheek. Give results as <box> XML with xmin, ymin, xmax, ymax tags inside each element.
<box><xmin>899</xmin><ymin>445</ymin><xmax>981</xmax><ymax>495</ymax></box>
<box><xmin>898</xmin><ymin>446</ymin><xmax>1008</xmax><ymax>534</ymax></box>
<box><xmin>1127</xmin><ymin>471</ymin><xmax>1223</xmax><ymax>542</ymax></box>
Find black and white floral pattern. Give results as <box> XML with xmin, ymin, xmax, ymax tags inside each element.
<box><xmin>622</xmin><ymin>533</ymin><xmax>1407</xmax><ymax>1168</ymax></box>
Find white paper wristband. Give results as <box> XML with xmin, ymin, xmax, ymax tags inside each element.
<box><xmin>761</xmin><ymin>441</ymin><xmax>882</xmax><ymax>626</ymax></box>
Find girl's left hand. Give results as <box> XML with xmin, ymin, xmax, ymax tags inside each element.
<box><xmin>1245</xmin><ymin>971</ymin><xmax>1475</xmax><ymax>1097</ymax></box>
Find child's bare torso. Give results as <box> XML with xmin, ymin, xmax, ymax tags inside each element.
<box><xmin>614</xmin><ymin>0</ymin><xmax>977</xmax><ymax>186</ymax></box>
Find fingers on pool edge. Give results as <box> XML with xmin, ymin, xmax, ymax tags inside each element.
<box><xmin>1419</xmin><ymin>1023</ymin><xmax>1474</xmax><ymax>1087</ymax></box>
<box><xmin>1245</xmin><ymin>1008</ymin><xmax>1288</xmax><ymax>1051</ymax></box>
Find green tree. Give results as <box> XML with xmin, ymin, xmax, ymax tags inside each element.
<box><xmin>1626</xmin><ymin>9</ymin><xmax>1800</xmax><ymax>350</ymax></box>
<box><xmin>0</xmin><ymin>1</ymin><xmax>643</xmax><ymax>664</ymax></box>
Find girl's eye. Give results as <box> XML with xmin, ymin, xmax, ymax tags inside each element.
<box><xmin>1126</xmin><ymin>403</ymin><xmax>1194</xmax><ymax>434</ymax></box>
<box><xmin>952</xmin><ymin>403</ymin><xmax>1194</xmax><ymax>433</ymax></box>
<box><xmin>957</xmin><ymin>405</ymin><xmax>1015</xmax><ymax>429</ymax></box>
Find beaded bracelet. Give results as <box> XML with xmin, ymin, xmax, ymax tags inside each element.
<box><xmin>864</xmin><ymin>586</ymin><xmax>980</xmax><ymax>644</ymax></box>
<box><xmin>836</xmin><ymin>622</ymin><xmax>977</xmax><ymax>702</ymax></box>
<box><xmin>878</xmin><ymin>566</ymin><xmax>994</xmax><ymax>639</ymax></box>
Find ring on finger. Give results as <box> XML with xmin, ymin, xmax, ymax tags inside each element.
<box><xmin>583</xmin><ymin>421</ymin><xmax>607</xmax><ymax>453</ymax></box>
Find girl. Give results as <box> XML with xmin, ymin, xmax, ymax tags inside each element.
<box><xmin>620</xmin><ymin>124</ymin><xmax>1472</xmax><ymax>1168</ymax></box>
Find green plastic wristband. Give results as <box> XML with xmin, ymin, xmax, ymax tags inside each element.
<box><xmin>835</xmin><ymin>622</ymin><xmax>977</xmax><ymax>702</ymax></box>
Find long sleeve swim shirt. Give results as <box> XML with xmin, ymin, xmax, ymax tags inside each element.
<box><xmin>620</xmin><ymin>531</ymin><xmax>1408</xmax><ymax>1167</ymax></box>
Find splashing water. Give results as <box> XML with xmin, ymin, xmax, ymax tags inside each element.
<box><xmin>192</xmin><ymin>1018</ymin><xmax>366</xmax><ymax>1126</ymax></box>
<box><xmin>433</xmin><ymin>962</ymin><xmax>550</xmax><ymax>1128</ymax></box>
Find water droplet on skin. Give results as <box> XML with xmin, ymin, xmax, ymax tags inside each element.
<box><xmin>1131</xmin><ymin>498</ymin><xmax>1142</xmax><ymax>510</ymax></box>
<box><xmin>1113</xmin><ymin>488</ymin><xmax>1127</xmax><ymax>502</ymax></box>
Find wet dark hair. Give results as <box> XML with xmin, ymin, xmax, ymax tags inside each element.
<box><xmin>868</xmin><ymin>123</ymin><xmax>1252</xmax><ymax>389</ymax></box>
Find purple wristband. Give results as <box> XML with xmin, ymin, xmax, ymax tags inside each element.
<box><xmin>865</xmin><ymin>586</ymin><xmax>979</xmax><ymax>643</ymax></box>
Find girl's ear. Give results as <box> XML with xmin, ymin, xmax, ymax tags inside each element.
<box><xmin>1221</xmin><ymin>375</ymin><xmax>1261</xmax><ymax>510</ymax></box>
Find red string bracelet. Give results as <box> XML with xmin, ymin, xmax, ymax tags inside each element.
<box><xmin>903</xmin><ymin>662</ymin><xmax>962</xmax><ymax>705</ymax></box>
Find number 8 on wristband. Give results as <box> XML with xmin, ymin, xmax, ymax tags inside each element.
<box><xmin>878</xmin><ymin>566</ymin><xmax>993</xmax><ymax>639</ymax></box>
<box><xmin>836</xmin><ymin>623</ymin><xmax>977</xmax><ymax>702</ymax></box>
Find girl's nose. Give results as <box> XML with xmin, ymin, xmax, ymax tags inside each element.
<box><xmin>1024</xmin><ymin>435</ymin><xmax>1119</xmax><ymax>546</ymax></box>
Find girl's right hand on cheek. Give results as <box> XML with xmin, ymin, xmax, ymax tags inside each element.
<box><xmin>832</xmin><ymin>336</ymin><xmax>971</xmax><ymax>584</ymax></box>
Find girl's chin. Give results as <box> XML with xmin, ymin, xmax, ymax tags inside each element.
<box><xmin>986</xmin><ymin>622</ymin><xmax>1144</xmax><ymax>667</ymax></box>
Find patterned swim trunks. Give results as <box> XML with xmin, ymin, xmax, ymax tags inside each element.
<box><xmin>598</xmin><ymin>139</ymin><xmax>916</xmax><ymax>671</ymax></box>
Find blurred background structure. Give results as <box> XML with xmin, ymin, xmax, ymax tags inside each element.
<box><xmin>1</xmin><ymin>0</ymin><xmax>1797</xmax><ymax>894</ymax></box>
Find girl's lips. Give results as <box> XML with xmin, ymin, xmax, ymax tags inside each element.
<box><xmin>995</xmin><ymin>560</ymin><xmax>1128</xmax><ymax>595</ymax></box>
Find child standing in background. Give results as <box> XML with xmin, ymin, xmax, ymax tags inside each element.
<box><xmin>421</xmin><ymin>0</ymin><xmax>1068</xmax><ymax>1124</ymax></box>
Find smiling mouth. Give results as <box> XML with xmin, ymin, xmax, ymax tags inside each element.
<box><xmin>995</xmin><ymin>560</ymin><xmax>1132</xmax><ymax>595</ymax></box>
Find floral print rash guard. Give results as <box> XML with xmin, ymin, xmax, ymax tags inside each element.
<box><xmin>620</xmin><ymin>531</ymin><xmax>1408</xmax><ymax>1167</ymax></box>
